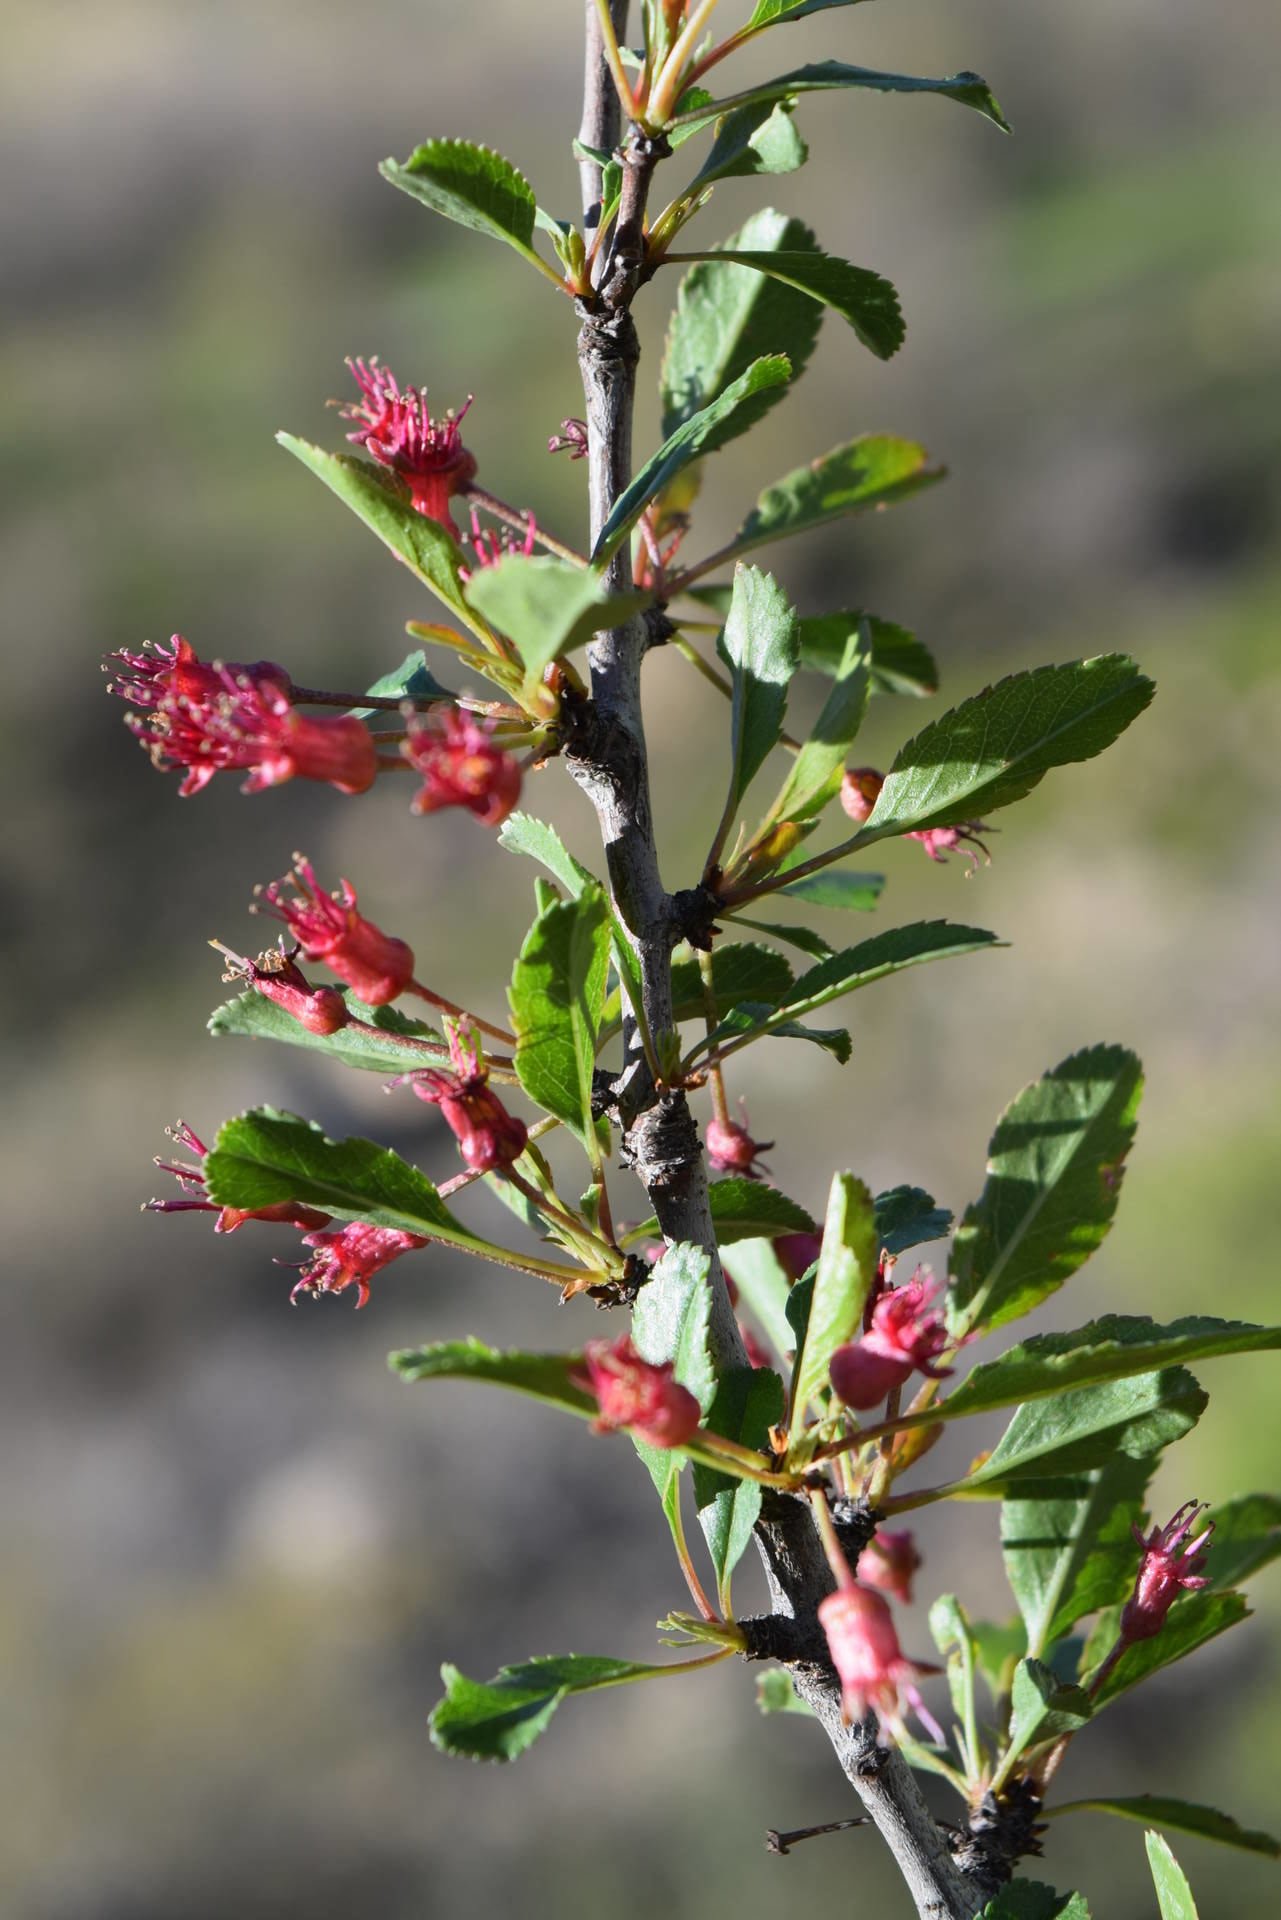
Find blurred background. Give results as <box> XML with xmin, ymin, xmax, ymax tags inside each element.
<box><xmin>3</xmin><ymin>1</ymin><xmax>1279</xmax><ymax>1914</ymax></box>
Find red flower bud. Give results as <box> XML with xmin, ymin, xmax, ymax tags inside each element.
<box><xmin>706</xmin><ymin>1115</ymin><xmax>773</xmax><ymax>1179</ymax></box>
<box><xmin>255</xmin><ymin>858</ymin><xmax>414</xmax><ymax>1007</ymax></box>
<box><xmin>858</xmin><ymin>1529</ymin><xmax>922</xmax><ymax>1605</ymax></box>
<box><xmin>575</xmin><ymin>1335</ymin><xmax>702</xmax><ymax>1449</ymax></box>
<box><xmin>818</xmin><ymin>1582</ymin><xmax>942</xmax><ymax>1740</ymax></box>
<box><xmin>908</xmin><ymin>823</ymin><xmax>992</xmax><ymax>869</ymax></box>
<box><xmin>829</xmin><ymin>1266</ymin><xmax>952</xmax><ymax>1411</ymax></box>
<box><xmin>340</xmin><ymin>357</ymin><xmax>476</xmax><ymax>531</ymax></box>
<box><xmin>405</xmin><ymin>1020</ymin><xmax>528</xmax><ymax>1174</ymax></box>
<box><xmin>217</xmin><ymin>941</ymin><xmax>350</xmax><ymax>1036</ymax></box>
<box><xmin>840</xmin><ymin>767</ymin><xmax>885</xmax><ymax>825</ymax></box>
<box><xmin>292</xmin><ymin>1221</ymin><xmax>428</xmax><ymax>1309</ymax></box>
<box><xmin>403</xmin><ymin>707</ymin><xmax>522</xmax><ymax>828</ymax></box>
<box><xmin>774</xmin><ymin>1233</ymin><xmax>822</xmax><ymax>1283</ymax></box>
<box><xmin>146</xmin><ymin>1122</ymin><xmax>331</xmax><ymax>1236</ymax></box>
<box><xmin>1119</xmin><ymin>1502</ymin><xmax>1214</xmax><ymax>1645</ymax></box>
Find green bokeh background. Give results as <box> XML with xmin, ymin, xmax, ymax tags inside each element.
<box><xmin>3</xmin><ymin>2</ymin><xmax>1278</xmax><ymax>1915</ymax></box>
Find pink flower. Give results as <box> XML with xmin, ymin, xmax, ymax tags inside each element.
<box><xmin>124</xmin><ymin>655</ymin><xmax>377</xmax><ymax>799</ymax></box>
<box><xmin>829</xmin><ymin>1266</ymin><xmax>952</xmax><ymax>1411</ymax></box>
<box><xmin>404</xmin><ymin>1020</ymin><xmax>528</xmax><ymax>1174</ymax></box>
<box><xmin>575</xmin><ymin>1335</ymin><xmax>702</xmax><ymax>1449</ymax></box>
<box><xmin>840</xmin><ymin>767</ymin><xmax>990</xmax><ymax>867</ymax></box>
<box><xmin>818</xmin><ymin>1582</ymin><xmax>942</xmax><ymax>1740</ymax></box>
<box><xmin>216</xmin><ymin>941</ymin><xmax>350</xmax><ymax>1036</ymax></box>
<box><xmin>255</xmin><ymin>858</ymin><xmax>414</xmax><ymax>1007</ymax></box>
<box><xmin>547</xmin><ymin>417</ymin><xmax>589</xmax><ymax>460</ymax></box>
<box><xmin>105</xmin><ymin>633</ymin><xmax>291</xmax><ymax>711</ymax></box>
<box><xmin>858</xmin><ymin>1530</ymin><xmax>922</xmax><ymax>1605</ymax></box>
<box><xmin>291</xmin><ymin>1221</ymin><xmax>428</xmax><ymax>1309</ymax></box>
<box><xmin>402</xmin><ymin>707</ymin><xmax>522</xmax><ymax>828</ymax></box>
<box><xmin>146</xmin><ymin>1122</ymin><xmax>331</xmax><ymax>1236</ymax></box>
<box><xmin>774</xmin><ymin>1233</ymin><xmax>822</xmax><ymax>1283</ymax></box>
<box><xmin>1120</xmin><ymin>1502</ymin><xmax>1214</xmax><ymax>1644</ymax></box>
<box><xmin>464</xmin><ymin>506</ymin><xmax>537</xmax><ymax>575</ymax></box>
<box><xmin>340</xmin><ymin>356</ymin><xmax>476</xmax><ymax>530</ymax></box>
<box><xmin>706</xmin><ymin>1114</ymin><xmax>773</xmax><ymax>1179</ymax></box>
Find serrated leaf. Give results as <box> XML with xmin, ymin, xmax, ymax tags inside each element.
<box><xmin>594</xmin><ymin>356</ymin><xmax>791</xmax><ymax>564</ymax></box>
<box><xmin>756</xmin><ymin>1668</ymin><xmax>816</xmax><ymax>1715</ymax></box>
<box><xmin>689</xmin><ymin>101</ymin><xmax>808</xmax><ymax>188</ymax></box>
<box><xmin>389</xmin><ymin>1337</ymin><xmax>595</xmax><ymax>1419</ymax></box>
<box><xmin>799</xmin><ymin>611</ymin><xmax>938</xmax><ymax>697</ymax></box>
<box><xmin>1146</xmin><ymin>1833</ymin><xmax>1200</xmax><ymax>1920</ymax></box>
<box><xmin>948</xmin><ymin>1316</ymin><xmax>1281</xmax><ymax>1421</ymax></box>
<box><xmin>509</xmin><ymin>887</ymin><xmax>611</xmax><ymax>1148</ymax></box>
<box><xmin>720</xmin><ymin>563</ymin><xmax>800</xmax><ymax>812</ymax></box>
<box><xmin>874</xmin><ymin>1186</ymin><xmax>952</xmax><ymax>1256</ymax></box>
<box><xmin>276</xmin><ymin>435</ymin><xmax>473</xmax><ymax>622</ymax></box>
<box><xmin>778</xmin><ymin>870</ymin><xmax>885</xmax><ymax>910</ymax></box>
<box><xmin>633</xmin><ymin>1243</ymin><xmax>717</xmax><ymax>1414</ymax></box>
<box><xmin>1004</xmin><ymin>1658</ymin><xmax>1092</xmax><ymax>1765</ymax></box>
<box><xmin>431</xmin><ymin>1654</ymin><xmax>679</xmax><ymax>1763</ymax></box>
<box><xmin>938</xmin><ymin>1369</ymin><xmax>1208</xmax><ymax>1501</ymax></box>
<box><xmin>464</xmin><ymin>556</ymin><xmax>649</xmax><ymax>700</ymax></box>
<box><xmin>628</xmin><ymin>1179</ymin><xmax>817</xmax><ymax>1249</ymax></box>
<box><xmin>1084</xmin><ymin>1590</ymin><xmax>1250</xmax><ymax>1707</ymax></box>
<box><xmin>722</xmin><ymin>1239</ymin><xmax>798</xmax><ymax>1358</ymax></box>
<box><xmin>977</xmin><ymin>1882</ymin><xmax>1093</xmax><ymax>1919</ymax></box>
<box><xmin>684</xmin><ymin>249</ymin><xmax>903</xmax><ymax>359</ymax></box>
<box><xmin>764</xmin><ymin>622</ymin><xmax>871</xmax><ymax>825</ymax></box>
<box><xmin>694</xmin><ymin>1364</ymin><xmax>786</xmax><ymax>1606</ymax></box>
<box><xmin>669</xmin><ymin>941</ymin><xmax>794</xmax><ymax>1023</ymax></box>
<box><xmin>348</xmin><ymin>647</ymin><xmax>452</xmax><ymax>716</ymax></box>
<box><xmin>661</xmin><ymin>211</ymin><xmax>822</xmax><ymax>445</ymax></box>
<box><xmin>1203</xmin><ymin>1493</ymin><xmax>1281</xmax><ymax>1589</ymax></box>
<box><xmin>703</xmin><ymin>1001</ymin><xmax>853</xmax><ymax>1064</ymax></box>
<box><xmin>929</xmin><ymin>1593</ymin><xmax>979</xmax><ymax>1755</ymax></box>
<box><xmin>678</xmin><ymin>62</ymin><xmax>1009</xmax><ymax>137</ymax></box>
<box><xmin>730</xmin><ymin>915</ymin><xmax>835</xmax><ymax>961</ymax></box>
<box><xmin>209</xmin><ymin>986</ymin><xmax>451</xmax><ymax>1074</ymax></box>
<box><xmin>1047</xmin><ymin>1797</ymin><xmax>1279</xmax><ymax>1861</ymax></box>
<box><xmin>203</xmin><ymin>1107</ymin><xmax>480</xmax><ymax>1248</ymax></box>
<box><xmin>380</xmin><ymin>138</ymin><xmax>540</xmax><ymax>262</ymax></box>
<box><xmin>970</xmin><ymin>1618</ymin><xmax>1028</xmax><ymax>1701</ymax></box>
<box><xmin>866</xmin><ymin>658</ymin><xmax>1155</xmax><ymax>845</ymax></box>
<box><xmin>730</xmin><ymin>434</ymin><xmax>941</xmax><ymax>560</ymax></box>
<box><xmin>1001</xmin><ymin>1455</ymin><xmax>1155</xmax><ymax>1658</ymax></box>
<box><xmin>744</xmin><ymin>0</ymin><xmax>871</xmax><ymax>31</ymax></box>
<box><xmin>789</xmin><ymin>1173</ymin><xmax>878</xmax><ymax>1440</ymax></box>
<box><xmin>948</xmin><ymin>1047</ymin><xmax>1143</xmax><ymax>1337</ymax></box>
<box><xmin>498</xmin><ymin>812</ymin><xmax>598</xmax><ymax>897</ymax></box>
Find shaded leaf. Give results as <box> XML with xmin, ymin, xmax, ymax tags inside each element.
<box><xmin>977</xmin><ymin>1883</ymin><xmax>1092</xmax><ymax>1919</ymax></box>
<box><xmin>731</xmin><ymin>434</ymin><xmax>941</xmax><ymax>559</ymax></box>
<box><xmin>730</xmin><ymin>915</ymin><xmax>835</xmax><ymax>961</ymax></box>
<box><xmin>720</xmin><ymin>563</ymin><xmax>800</xmax><ymax>812</ymax></box>
<box><xmin>744</xmin><ymin>0</ymin><xmax>870</xmax><ymax>28</ymax></box>
<box><xmin>778</xmin><ymin>921</ymin><xmax>1000</xmax><ymax>1023</ymax></box>
<box><xmin>1001</xmin><ymin>1455</ymin><xmax>1155</xmax><ymax>1657</ymax></box>
<box><xmin>1004</xmin><ymin>1658</ymin><xmax>1092</xmax><ymax>1765</ymax></box>
<box><xmin>777</xmin><ymin>870</ymin><xmax>885</xmax><ymax>911</ymax></box>
<box><xmin>389</xmin><ymin>1337</ymin><xmax>594</xmax><ymax>1420</ymax></box>
<box><xmin>464</xmin><ymin>556</ymin><xmax>649</xmax><ymax>699</ymax></box>
<box><xmin>764</xmin><ymin>622</ymin><xmax>871</xmax><ymax>824</ymax></box>
<box><xmin>1047</xmin><ymin>1797</ymin><xmax>1279</xmax><ymax>1861</ymax></box>
<box><xmin>789</xmin><ymin>1173</ymin><xmax>878</xmax><ymax>1439</ymax></box>
<box><xmin>669</xmin><ymin>941</ymin><xmax>794</xmax><ymax>1022</ymax></box>
<box><xmin>705</xmin><ymin>1000</ymin><xmax>852</xmax><ymax>1064</ymax></box>
<box><xmin>722</xmin><ymin>1239</ymin><xmax>797</xmax><ymax>1358</ymax></box>
<box><xmin>679</xmin><ymin>62</ymin><xmax>1009</xmax><ymax>136</ymax></box>
<box><xmin>347</xmin><ymin>647</ymin><xmax>452</xmax><ymax>716</ymax></box>
<box><xmin>209</xmin><ymin>986</ymin><xmax>451</xmax><ymax>1074</ymax></box>
<box><xmin>509</xmin><ymin>887</ymin><xmax>611</xmax><ymax>1147</ymax></box>
<box><xmin>431</xmin><ymin>1654</ymin><xmax>680</xmax><ymax>1763</ymax></box>
<box><xmin>689</xmin><ymin>101</ymin><xmax>808</xmax><ymax>188</ymax></box>
<box><xmin>1204</xmin><ymin>1493</ymin><xmax>1281</xmax><ymax>1590</ymax></box>
<box><xmin>799</xmin><ymin>610</ymin><xmax>938</xmax><ymax>697</ymax></box>
<box><xmin>948</xmin><ymin>1047</ymin><xmax>1143</xmax><ymax>1336</ymax></box>
<box><xmin>756</xmin><ymin>1668</ymin><xmax>816</xmax><ymax>1715</ymax></box>
<box><xmin>694</xmin><ymin>1365</ymin><xmax>786</xmax><ymax>1605</ymax></box>
<box><xmin>498</xmin><ymin>812</ymin><xmax>597</xmax><ymax>897</ymax></box>
<box><xmin>875</xmin><ymin>1186</ymin><xmax>952</xmax><ymax>1256</ymax></box>
<box><xmin>686</xmin><ymin>249</ymin><xmax>903</xmax><ymax>359</ymax></box>
<box><xmin>626</xmin><ymin>1180</ymin><xmax>817</xmax><ymax>1250</ymax></box>
<box><xmin>1084</xmin><ymin>1591</ymin><xmax>1250</xmax><ymax>1707</ymax></box>
<box><xmin>866</xmin><ymin>659</ymin><xmax>1155</xmax><ymax>845</ymax></box>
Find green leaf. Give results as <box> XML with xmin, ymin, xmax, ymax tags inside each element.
<box><xmin>669</xmin><ymin>942</ymin><xmax>794</xmax><ymax>1022</ymax></box>
<box><xmin>874</xmin><ymin>1185</ymin><xmax>952</xmax><ymax>1256</ymax></box>
<box><xmin>594</xmin><ymin>356</ymin><xmax>792</xmax><ymax>564</ymax></box>
<box><xmin>865</xmin><ymin>658</ymin><xmax>1155</xmax><ymax>845</ymax></box>
<box><xmin>464</xmin><ymin>556</ymin><xmax>649</xmax><ymax>700</ymax></box>
<box><xmin>970</xmin><ymin>1618</ymin><xmax>1028</xmax><ymax>1701</ymax></box>
<box><xmin>209</xmin><ymin>986</ymin><xmax>451</xmax><ymax>1074</ymax></box>
<box><xmin>703</xmin><ymin>1001</ymin><xmax>853</xmax><ymax>1064</ymax></box>
<box><xmin>1085</xmin><ymin>1590</ymin><xmax>1250</xmax><ymax>1707</ymax></box>
<box><xmin>660</xmin><ymin>211</ymin><xmax>822</xmax><ymax>445</ymax></box>
<box><xmin>678</xmin><ymin>63</ymin><xmax>1009</xmax><ymax>137</ymax></box>
<box><xmin>431</xmin><ymin>1654</ymin><xmax>681</xmax><ymax>1763</ymax></box>
<box><xmin>388</xmin><ymin>1337</ymin><xmax>595</xmax><ymax>1420</ymax></box>
<box><xmin>276</xmin><ymin>435</ymin><xmax>473</xmax><ymax>622</ymax></box>
<box><xmin>789</xmin><ymin>1174</ymin><xmax>878</xmax><ymax>1440</ymax></box>
<box><xmin>1004</xmin><ymin>1658</ymin><xmax>1092</xmax><ymax>1765</ymax></box>
<box><xmin>799</xmin><ymin>611</ymin><xmax>938</xmax><ymax>697</ymax></box>
<box><xmin>628</xmin><ymin>1178</ymin><xmax>816</xmax><ymax>1251</ymax></box>
<box><xmin>380</xmin><ymin>139</ymin><xmax>542</xmax><ymax>267</ymax></box>
<box><xmin>685</xmin><ymin>249</ymin><xmax>903</xmax><ymax>360</ymax></box>
<box><xmin>777</xmin><ymin>870</ymin><xmax>885</xmax><ymax>910</ymax></box>
<box><xmin>731</xmin><ymin>434</ymin><xmax>941</xmax><ymax>560</ymax></box>
<box><xmin>929</xmin><ymin>1593</ymin><xmax>980</xmax><ymax>1760</ymax></box>
<box><xmin>764</xmin><ymin>622</ymin><xmax>871</xmax><ymax>824</ymax></box>
<box><xmin>722</xmin><ymin>1239</ymin><xmax>797</xmax><ymax>1357</ymax></box>
<box><xmin>633</xmin><ymin>1243</ymin><xmax>717</xmax><ymax>1415</ymax></box>
<box><xmin>1001</xmin><ymin>1455</ymin><xmax>1155</xmax><ymax>1658</ymax></box>
<box><xmin>509</xmin><ymin>887</ymin><xmax>611</xmax><ymax>1147</ymax></box>
<box><xmin>1048</xmin><ymin>1797</ymin><xmax>1279</xmax><ymax>1861</ymax></box>
<box><xmin>347</xmin><ymin>647</ymin><xmax>452</xmax><ymax>716</ymax></box>
<box><xmin>756</xmin><ymin>1668</ymin><xmax>816</xmax><ymax>1715</ymax></box>
<box><xmin>498</xmin><ymin>812</ymin><xmax>598</xmax><ymax>897</ymax></box>
<box><xmin>745</xmin><ymin>0</ymin><xmax>870</xmax><ymax>30</ymax></box>
<box><xmin>940</xmin><ymin>1369</ymin><xmax>1208</xmax><ymax>1500</ymax></box>
<box><xmin>778</xmin><ymin>921</ymin><xmax>1000</xmax><ymax>1024</ymax></box>
<box><xmin>949</xmin><ymin>1316</ymin><xmax>1281</xmax><ymax>1422</ymax></box>
<box><xmin>720</xmin><ymin>564</ymin><xmax>800</xmax><ymax>813</ymax></box>
<box><xmin>689</xmin><ymin>101</ymin><xmax>808</xmax><ymax>188</ymax></box>
<box><xmin>1204</xmin><ymin>1493</ymin><xmax>1281</xmax><ymax>1589</ymax></box>
<box><xmin>977</xmin><ymin>1882</ymin><xmax>1092</xmax><ymax>1919</ymax></box>
<box><xmin>203</xmin><ymin>1107</ymin><xmax>481</xmax><ymax>1250</ymax></box>
<box><xmin>694</xmin><ymin>1365</ymin><xmax>786</xmax><ymax>1606</ymax></box>
<box><xmin>730</xmin><ymin>915</ymin><xmax>835</xmax><ymax>961</ymax></box>
<box><xmin>1146</xmin><ymin>1832</ymin><xmax>1201</xmax><ymax>1920</ymax></box>
<box><xmin>948</xmin><ymin>1047</ymin><xmax>1144</xmax><ymax>1337</ymax></box>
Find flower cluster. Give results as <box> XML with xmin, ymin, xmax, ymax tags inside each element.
<box><xmin>341</xmin><ymin>357</ymin><xmax>477</xmax><ymax>530</ymax></box>
<box><xmin>575</xmin><ymin>1335</ymin><xmax>702</xmax><ymax>1449</ymax></box>
<box><xmin>404</xmin><ymin>1020</ymin><xmax>528</xmax><ymax>1175</ymax></box>
<box><xmin>829</xmin><ymin>1266</ymin><xmax>952</xmax><ymax>1411</ymax></box>
<box><xmin>255</xmin><ymin>857</ymin><xmax>414</xmax><ymax>1006</ymax></box>
<box><xmin>840</xmin><ymin>766</ymin><xmax>991</xmax><ymax>869</ymax></box>
<box><xmin>402</xmin><ymin>708</ymin><xmax>522</xmax><ymax>827</ymax></box>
